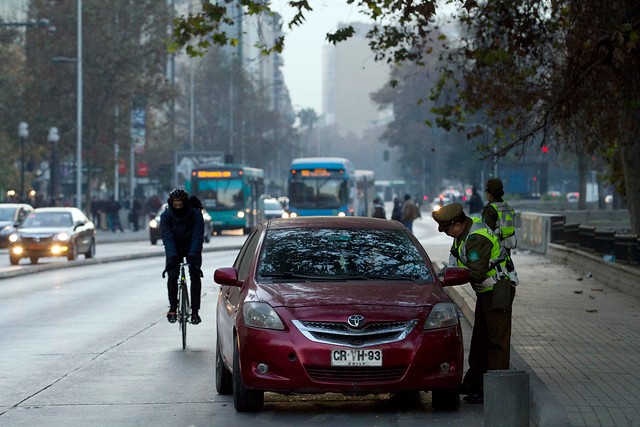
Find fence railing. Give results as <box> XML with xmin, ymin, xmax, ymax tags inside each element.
<box><xmin>550</xmin><ymin>217</ymin><xmax>640</xmax><ymax>265</ymax></box>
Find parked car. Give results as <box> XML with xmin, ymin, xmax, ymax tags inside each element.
<box><xmin>431</xmin><ymin>195</ymin><xmax>451</xmax><ymax>212</ymax></box>
<box><xmin>0</xmin><ymin>203</ymin><xmax>34</xmax><ymax>249</ymax></box>
<box><xmin>214</xmin><ymin>216</ymin><xmax>470</xmax><ymax>412</ymax></box>
<box><xmin>8</xmin><ymin>207</ymin><xmax>96</xmax><ymax>265</ymax></box>
<box><xmin>148</xmin><ymin>203</ymin><xmax>213</xmax><ymax>245</ymax></box>
<box><xmin>262</xmin><ymin>197</ymin><xmax>289</xmax><ymax>220</ymax></box>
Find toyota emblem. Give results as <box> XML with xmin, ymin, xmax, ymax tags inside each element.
<box><xmin>347</xmin><ymin>315</ymin><xmax>365</xmax><ymax>328</ymax></box>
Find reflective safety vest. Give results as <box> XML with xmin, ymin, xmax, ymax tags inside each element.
<box><xmin>490</xmin><ymin>202</ymin><xmax>517</xmax><ymax>249</ymax></box>
<box><xmin>449</xmin><ymin>218</ymin><xmax>509</xmax><ymax>293</ymax></box>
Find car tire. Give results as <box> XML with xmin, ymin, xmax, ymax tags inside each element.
<box><xmin>85</xmin><ymin>239</ymin><xmax>96</xmax><ymax>259</ymax></box>
<box><xmin>216</xmin><ymin>337</ymin><xmax>233</xmax><ymax>395</ymax></box>
<box><xmin>9</xmin><ymin>255</ymin><xmax>20</xmax><ymax>265</ymax></box>
<box><xmin>30</xmin><ymin>256</ymin><xmax>39</xmax><ymax>264</ymax></box>
<box><xmin>67</xmin><ymin>242</ymin><xmax>78</xmax><ymax>261</ymax></box>
<box><xmin>232</xmin><ymin>336</ymin><xmax>263</xmax><ymax>412</ymax></box>
<box><xmin>431</xmin><ymin>388</ymin><xmax>460</xmax><ymax>411</ymax></box>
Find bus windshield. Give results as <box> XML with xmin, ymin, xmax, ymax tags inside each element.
<box><xmin>197</xmin><ymin>179</ymin><xmax>244</xmax><ymax>211</ymax></box>
<box><xmin>288</xmin><ymin>177</ymin><xmax>349</xmax><ymax>209</ymax></box>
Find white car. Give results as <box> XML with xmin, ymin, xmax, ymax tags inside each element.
<box><xmin>262</xmin><ymin>198</ymin><xmax>289</xmax><ymax>220</ymax></box>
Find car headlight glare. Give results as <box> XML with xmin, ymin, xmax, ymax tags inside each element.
<box><xmin>242</xmin><ymin>302</ymin><xmax>285</xmax><ymax>330</ymax></box>
<box><xmin>424</xmin><ymin>302</ymin><xmax>459</xmax><ymax>330</ymax></box>
<box><xmin>149</xmin><ymin>219</ymin><xmax>158</xmax><ymax>228</ymax></box>
<box><xmin>9</xmin><ymin>233</ymin><xmax>20</xmax><ymax>243</ymax></box>
<box><xmin>289</xmin><ymin>212</ymin><xmax>297</xmax><ymax>218</ymax></box>
<box><xmin>281</xmin><ymin>212</ymin><xmax>289</xmax><ymax>219</ymax></box>
<box><xmin>237</xmin><ymin>211</ymin><xmax>245</xmax><ymax>218</ymax></box>
<box><xmin>55</xmin><ymin>232</ymin><xmax>70</xmax><ymax>241</ymax></box>
<box><xmin>337</xmin><ymin>212</ymin><xmax>346</xmax><ymax>217</ymax></box>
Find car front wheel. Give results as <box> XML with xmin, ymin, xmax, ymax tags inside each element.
<box><xmin>216</xmin><ymin>337</ymin><xmax>232</xmax><ymax>395</ymax></box>
<box><xmin>431</xmin><ymin>388</ymin><xmax>460</xmax><ymax>411</ymax></box>
<box><xmin>232</xmin><ymin>337</ymin><xmax>263</xmax><ymax>412</ymax></box>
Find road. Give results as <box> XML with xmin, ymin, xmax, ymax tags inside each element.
<box><xmin>0</xmin><ymin>220</ymin><xmax>488</xmax><ymax>426</ymax></box>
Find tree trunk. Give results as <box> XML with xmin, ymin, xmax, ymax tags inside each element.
<box><xmin>621</xmin><ymin>142</ymin><xmax>640</xmax><ymax>234</ymax></box>
<box><xmin>577</xmin><ymin>151</ymin><xmax>588</xmax><ymax>210</ymax></box>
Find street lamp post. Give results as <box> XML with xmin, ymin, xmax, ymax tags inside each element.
<box><xmin>48</xmin><ymin>127</ymin><xmax>60</xmax><ymax>206</ymax></box>
<box><xmin>18</xmin><ymin>122</ymin><xmax>29</xmax><ymax>201</ymax></box>
<box><xmin>76</xmin><ymin>0</ymin><xmax>83</xmax><ymax>210</ymax></box>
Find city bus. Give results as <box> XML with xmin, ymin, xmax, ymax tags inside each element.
<box><xmin>287</xmin><ymin>157</ymin><xmax>359</xmax><ymax>216</ymax></box>
<box><xmin>355</xmin><ymin>169</ymin><xmax>376</xmax><ymax>216</ymax></box>
<box><xmin>188</xmin><ymin>164</ymin><xmax>265</xmax><ymax>234</ymax></box>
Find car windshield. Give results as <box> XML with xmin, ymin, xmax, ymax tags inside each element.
<box><xmin>0</xmin><ymin>207</ymin><xmax>16</xmax><ymax>221</ymax></box>
<box><xmin>264</xmin><ymin>199</ymin><xmax>282</xmax><ymax>210</ymax></box>
<box><xmin>22</xmin><ymin>212</ymin><xmax>73</xmax><ymax>228</ymax></box>
<box><xmin>257</xmin><ymin>227</ymin><xmax>433</xmax><ymax>282</ymax></box>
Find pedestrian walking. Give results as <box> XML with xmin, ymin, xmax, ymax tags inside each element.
<box><xmin>467</xmin><ymin>186</ymin><xmax>483</xmax><ymax>214</ymax></box>
<box><xmin>391</xmin><ymin>197</ymin><xmax>403</xmax><ymax>222</ymax></box>
<box><xmin>129</xmin><ymin>198</ymin><xmax>141</xmax><ymax>231</ymax></box>
<box><xmin>107</xmin><ymin>196</ymin><xmax>123</xmax><ymax>232</ymax></box>
<box><xmin>372</xmin><ymin>197</ymin><xmax>386</xmax><ymax>219</ymax></box>
<box><xmin>432</xmin><ymin>203</ymin><xmax>516</xmax><ymax>404</ymax></box>
<box><xmin>401</xmin><ymin>194</ymin><xmax>420</xmax><ymax>232</ymax></box>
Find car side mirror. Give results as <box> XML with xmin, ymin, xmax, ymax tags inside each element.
<box><xmin>74</xmin><ymin>221</ymin><xmax>85</xmax><ymax>230</ymax></box>
<box><xmin>441</xmin><ymin>267</ymin><xmax>470</xmax><ymax>287</ymax></box>
<box><xmin>214</xmin><ymin>267</ymin><xmax>243</xmax><ymax>287</ymax></box>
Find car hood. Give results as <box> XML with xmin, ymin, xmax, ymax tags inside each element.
<box><xmin>255</xmin><ymin>281</ymin><xmax>439</xmax><ymax>308</ymax></box>
<box><xmin>18</xmin><ymin>227</ymin><xmax>75</xmax><ymax>236</ymax></box>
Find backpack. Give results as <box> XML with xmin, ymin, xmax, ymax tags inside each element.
<box><xmin>189</xmin><ymin>195</ymin><xmax>203</xmax><ymax>210</ymax></box>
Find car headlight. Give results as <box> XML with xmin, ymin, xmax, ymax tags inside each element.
<box><xmin>289</xmin><ymin>212</ymin><xmax>297</xmax><ymax>218</ymax></box>
<box><xmin>281</xmin><ymin>212</ymin><xmax>289</xmax><ymax>219</ymax></box>
<box><xmin>54</xmin><ymin>232</ymin><xmax>70</xmax><ymax>241</ymax></box>
<box><xmin>337</xmin><ymin>212</ymin><xmax>346</xmax><ymax>217</ymax></box>
<box><xmin>9</xmin><ymin>233</ymin><xmax>20</xmax><ymax>243</ymax></box>
<box><xmin>1</xmin><ymin>225</ymin><xmax>12</xmax><ymax>234</ymax></box>
<box><xmin>237</xmin><ymin>211</ymin><xmax>245</xmax><ymax>218</ymax></box>
<box><xmin>149</xmin><ymin>219</ymin><xmax>159</xmax><ymax>228</ymax></box>
<box><xmin>242</xmin><ymin>302</ymin><xmax>285</xmax><ymax>330</ymax></box>
<box><xmin>423</xmin><ymin>302</ymin><xmax>459</xmax><ymax>330</ymax></box>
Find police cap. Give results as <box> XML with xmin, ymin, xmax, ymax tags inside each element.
<box><xmin>485</xmin><ymin>178</ymin><xmax>504</xmax><ymax>198</ymax></box>
<box><xmin>432</xmin><ymin>203</ymin><xmax>466</xmax><ymax>232</ymax></box>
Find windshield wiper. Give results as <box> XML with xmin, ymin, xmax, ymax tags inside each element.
<box><xmin>336</xmin><ymin>273</ymin><xmax>424</xmax><ymax>281</ymax></box>
<box><xmin>260</xmin><ymin>272</ymin><xmax>336</xmax><ymax>281</ymax></box>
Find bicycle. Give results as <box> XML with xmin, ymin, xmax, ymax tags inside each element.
<box><xmin>163</xmin><ymin>261</ymin><xmax>201</xmax><ymax>349</ymax></box>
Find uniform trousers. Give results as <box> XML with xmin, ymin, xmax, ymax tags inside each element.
<box><xmin>461</xmin><ymin>285</ymin><xmax>516</xmax><ymax>392</ymax></box>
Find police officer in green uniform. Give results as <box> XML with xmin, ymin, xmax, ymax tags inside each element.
<box><xmin>432</xmin><ymin>203</ymin><xmax>515</xmax><ymax>404</ymax></box>
<box><xmin>483</xmin><ymin>178</ymin><xmax>518</xmax><ymax>283</ymax></box>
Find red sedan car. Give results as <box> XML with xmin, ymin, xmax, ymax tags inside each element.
<box><xmin>214</xmin><ymin>216</ymin><xmax>469</xmax><ymax>412</ymax></box>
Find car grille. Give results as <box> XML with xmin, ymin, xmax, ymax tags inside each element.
<box><xmin>22</xmin><ymin>236</ymin><xmax>54</xmax><ymax>248</ymax></box>
<box><xmin>291</xmin><ymin>319</ymin><xmax>418</xmax><ymax>347</ymax></box>
<box><xmin>305</xmin><ymin>366</ymin><xmax>407</xmax><ymax>383</ymax></box>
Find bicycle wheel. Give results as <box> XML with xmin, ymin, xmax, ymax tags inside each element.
<box><xmin>180</xmin><ymin>282</ymin><xmax>189</xmax><ymax>349</ymax></box>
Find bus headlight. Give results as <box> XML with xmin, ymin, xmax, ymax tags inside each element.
<box><xmin>337</xmin><ymin>212</ymin><xmax>346</xmax><ymax>217</ymax></box>
<box><xmin>237</xmin><ymin>211</ymin><xmax>245</xmax><ymax>218</ymax></box>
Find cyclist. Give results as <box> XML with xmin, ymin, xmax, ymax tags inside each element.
<box><xmin>161</xmin><ymin>188</ymin><xmax>204</xmax><ymax>325</ymax></box>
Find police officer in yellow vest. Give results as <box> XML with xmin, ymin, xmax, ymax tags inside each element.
<box><xmin>483</xmin><ymin>178</ymin><xmax>519</xmax><ymax>283</ymax></box>
<box><xmin>432</xmin><ymin>203</ymin><xmax>515</xmax><ymax>404</ymax></box>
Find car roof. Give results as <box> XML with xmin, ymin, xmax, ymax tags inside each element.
<box><xmin>0</xmin><ymin>203</ymin><xmax>33</xmax><ymax>208</ymax></box>
<box><xmin>265</xmin><ymin>216</ymin><xmax>406</xmax><ymax>231</ymax></box>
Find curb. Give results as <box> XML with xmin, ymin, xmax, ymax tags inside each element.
<box><xmin>0</xmin><ymin>243</ymin><xmax>243</xmax><ymax>280</ymax></box>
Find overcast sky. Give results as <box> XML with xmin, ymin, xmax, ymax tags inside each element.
<box><xmin>274</xmin><ymin>0</ymin><xmax>369</xmax><ymax>115</ymax></box>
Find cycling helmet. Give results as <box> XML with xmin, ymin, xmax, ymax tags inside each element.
<box><xmin>168</xmin><ymin>188</ymin><xmax>189</xmax><ymax>202</ymax></box>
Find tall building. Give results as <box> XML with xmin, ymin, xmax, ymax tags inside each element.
<box><xmin>0</xmin><ymin>0</ymin><xmax>27</xmax><ymax>20</ymax></box>
<box><xmin>323</xmin><ymin>22</ymin><xmax>391</xmax><ymax>138</ymax></box>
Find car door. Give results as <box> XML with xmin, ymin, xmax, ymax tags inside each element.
<box><xmin>218</xmin><ymin>226</ymin><xmax>262</xmax><ymax>361</ymax></box>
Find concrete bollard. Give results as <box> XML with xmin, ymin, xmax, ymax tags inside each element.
<box><xmin>484</xmin><ymin>370</ymin><xmax>530</xmax><ymax>427</ymax></box>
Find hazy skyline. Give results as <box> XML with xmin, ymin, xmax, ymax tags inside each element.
<box><xmin>275</xmin><ymin>0</ymin><xmax>370</xmax><ymax>115</ymax></box>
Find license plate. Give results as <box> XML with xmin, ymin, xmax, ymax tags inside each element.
<box><xmin>331</xmin><ymin>349</ymin><xmax>382</xmax><ymax>367</ymax></box>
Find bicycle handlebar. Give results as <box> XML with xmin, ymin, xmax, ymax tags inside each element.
<box><xmin>162</xmin><ymin>262</ymin><xmax>203</xmax><ymax>278</ymax></box>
